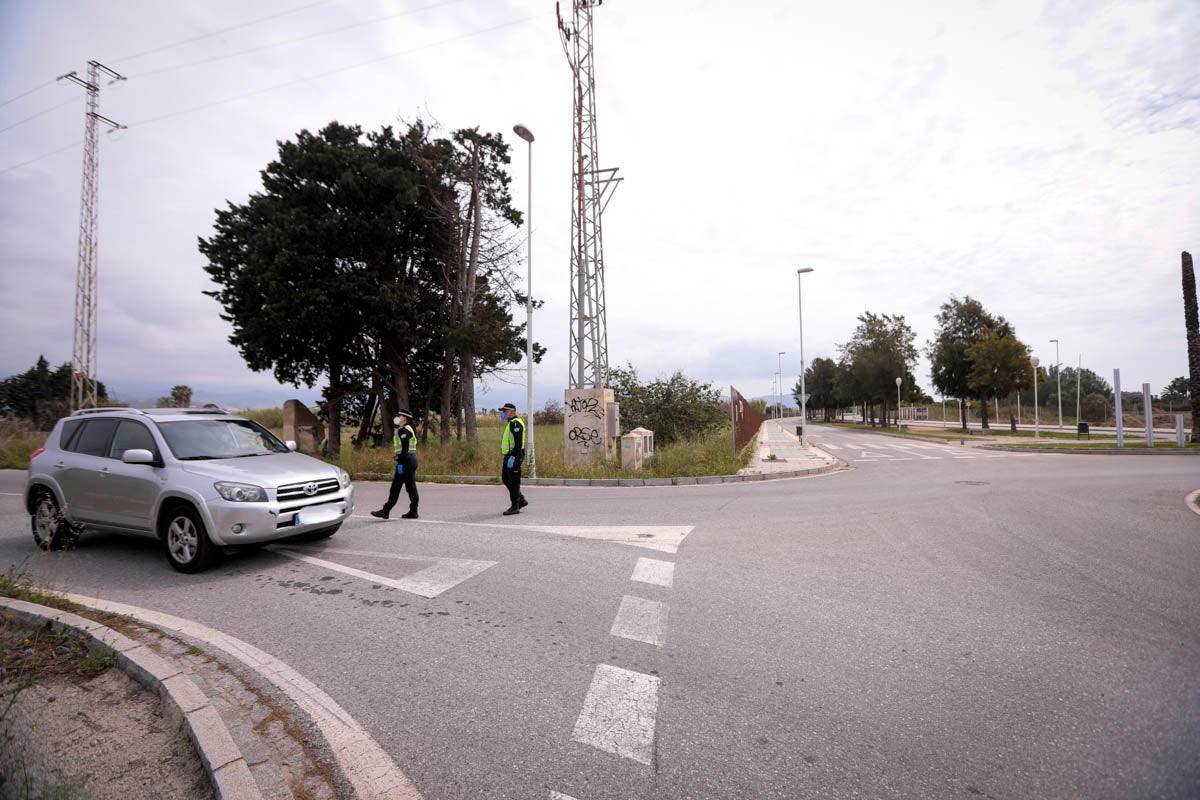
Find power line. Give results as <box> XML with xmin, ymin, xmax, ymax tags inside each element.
<box><xmin>0</xmin><ymin>96</ymin><xmax>79</xmax><ymax>135</ymax></box>
<box><xmin>0</xmin><ymin>78</ymin><xmax>56</xmax><ymax>109</ymax></box>
<box><xmin>128</xmin><ymin>0</ymin><xmax>470</xmax><ymax>80</ymax></box>
<box><xmin>110</xmin><ymin>0</ymin><xmax>334</xmax><ymax>63</ymax></box>
<box><xmin>127</xmin><ymin>15</ymin><xmax>536</xmax><ymax>129</ymax></box>
<box><xmin>0</xmin><ymin>14</ymin><xmax>536</xmax><ymax>174</ymax></box>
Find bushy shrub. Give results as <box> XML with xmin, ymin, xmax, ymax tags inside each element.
<box><xmin>608</xmin><ymin>363</ymin><xmax>726</xmax><ymax>446</ymax></box>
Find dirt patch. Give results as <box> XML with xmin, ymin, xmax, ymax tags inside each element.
<box><xmin>1</xmin><ymin>620</ymin><xmax>214</xmax><ymax>800</ymax></box>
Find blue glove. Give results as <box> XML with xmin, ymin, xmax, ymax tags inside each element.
<box><xmin>506</xmin><ymin>456</ymin><xmax>515</xmax><ymax>469</ymax></box>
<box><xmin>396</xmin><ymin>464</ymin><xmax>404</xmax><ymax>475</ymax></box>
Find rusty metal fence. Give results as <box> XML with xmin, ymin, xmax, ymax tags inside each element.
<box><xmin>731</xmin><ymin>385</ymin><xmax>768</xmax><ymax>453</ymax></box>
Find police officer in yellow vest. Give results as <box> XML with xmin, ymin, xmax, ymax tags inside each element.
<box><xmin>499</xmin><ymin>402</ymin><xmax>528</xmax><ymax>515</ymax></box>
<box><xmin>371</xmin><ymin>409</ymin><xmax>419</xmax><ymax>520</ymax></box>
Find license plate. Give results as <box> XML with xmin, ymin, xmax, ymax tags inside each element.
<box><xmin>294</xmin><ymin>506</ymin><xmax>342</xmax><ymax>526</ymax></box>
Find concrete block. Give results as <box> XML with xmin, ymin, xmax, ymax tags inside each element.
<box><xmin>696</xmin><ymin>476</ymin><xmax>723</xmax><ymax>485</ymax></box>
<box><xmin>743</xmin><ymin>473</ymin><xmax>765</xmax><ymax>481</ymax></box>
<box><xmin>186</xmin><ymin>705</ymin><xmax>243</xmax><ymax>772</ymax></box>
<box><xmin>562</xmin><ymin>479</ymin><xmax>591</xmax><ymax>487</ymax></box>
<box><xmin>211</xmin><ymin>759</ymin><xmax>265</xmax><ymax>800</ymax></box>
<box><xmin>118</xmin><ymin>645</ymin><xmax>182</xmax><ymax>691</ymax></box>
<box><xmin>589</xmin><ymin>479</ymin><xmax>621</xmax><ymax>487</ymax></box>
<box><xmin>673</xmin><ymin>477</ymin><xmax>698</xmax><ymax>485</ymax></box>
<box><xmin>720</xmin><ymin>475</ymin><xmax>745</xmax><ymax>483</ymax></box>
<box><xmin>643</xmin><ymin>478</ymin><xmax>672</xmax><ymax>486</ymax></box>
<box><xmin>160</xmin><ymin>673</ymin><xmax>210</xmax><ymax>716</ymax></box>
<box><xmin>617</xmin><ymin>479</ymin><xmax>645</xmax><ymax>487</ymax></box>
<box><xmin>83</xmin><ymin>625</ymin><xmax>141</xmax><ymax>654</ymax></box>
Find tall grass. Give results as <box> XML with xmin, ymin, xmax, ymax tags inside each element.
<box><xmin>327</xmin><ymin>414</ymin><xmax>750</xmax><ymax>479</ymax></box>
<box><xmin>0</xmin><ymin>419</ymin><xmax>46</xmax><ymax>471</ymax></box>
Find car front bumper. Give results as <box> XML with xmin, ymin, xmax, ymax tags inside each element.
<box><xmin>203</xmin><ymin>487</ymin><xmax>355</xmax><ymax>546</ymax></box>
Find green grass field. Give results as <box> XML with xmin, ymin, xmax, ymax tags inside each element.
<box><xmin>0</xmin><ymin>412</ymin><xmax>753</xmax><ymax>478</ymax></box>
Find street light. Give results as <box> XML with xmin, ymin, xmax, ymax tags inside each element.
<box><xmin>895</xmin><ymin>376</ymin><xmax>902</xmax><ymax>428</ymax></box>
<box><xmin>777</xmin><ymin>351</ymin><xmax>786</xmax><ymax>419</ymax></box>
<box><xmin>513</xmin><ymin>123</ymin><xmax>536</xmax><ymax>477</ymax></box>
<box><xmin>796</xmin><ymin>268</ymin><xmax>814</xmax><ymax>441</ymax></box>
<box><xmin>1050</xmin><ymin>338</ymin><xmax>1062</xmax><ymax>429</ymax></box>
<box><xmin>1031</xmin><ymin>355</ymin><xmax>1040</xmax><ymax>439</ymax></box>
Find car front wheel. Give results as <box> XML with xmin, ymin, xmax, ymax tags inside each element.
<box><xmin>163</xmin><ymin>506</ymin><xmax>217</xmax><ymax>573</ymax></box>
<box><xmin>31</xmin><ymin>490</ymin><xmax>77</xmax><ymax>551</ymax></box>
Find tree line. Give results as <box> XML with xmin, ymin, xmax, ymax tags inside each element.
<box><xmin>199</xmin><ymin>120</ymin><xmax>534</xmax><ymax>455</ymax></box>
<box><xmin>795</xmin><ymin>296</ymin><xmax>1122</xmax><ymax>431</ymax></box>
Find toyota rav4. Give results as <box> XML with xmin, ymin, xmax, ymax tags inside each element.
<box><xmin>24</xmin><ymin>407</ymin><xmax>354</xmax><ymax>572</ymax></box>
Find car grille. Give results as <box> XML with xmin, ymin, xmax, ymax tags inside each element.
<box><xmin>277</xmin><ymin>478</ymin><xmax>340</xmax><ymax>502</ymax></box>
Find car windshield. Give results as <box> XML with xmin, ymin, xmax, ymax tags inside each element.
<box><xmin>155</xmin><ymin>419</ymin><xmax>289</xmax><ymax>460</ymax></box>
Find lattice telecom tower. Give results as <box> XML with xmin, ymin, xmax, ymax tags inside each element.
<box><xmin>59</xmin><ymin>61</ymin><xmax>124</xmax><ymax>411</ymax></box>
<box><xmin>558</xmin><ymin>0</ymin><xmax>621</xmax><ymax>390</ymax></box>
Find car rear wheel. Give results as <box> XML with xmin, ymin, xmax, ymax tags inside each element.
<box><xmin>163</xmin><ymin>506</ymin><xmax>217</xmax><ymax>573</ymax></box>
<box><xmin>31</xmin><ymin>490</ymin><xmax>77</xmax><ymax>551</ymax></box>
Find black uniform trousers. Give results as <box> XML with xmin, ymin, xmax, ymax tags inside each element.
<box><xmin>383</xmin><ymin>455</ymin><xmax>419</xmax><ymax>513</ymax></box>
<box><xmin>501</xmin><ymin>455</ymin><xmax>524</xmax><ymax>507</ymax></box>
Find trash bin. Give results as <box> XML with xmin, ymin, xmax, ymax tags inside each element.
<box><xmin>795</xmin><ymin>425</ymin><xmax>803</xmax><ymax>438</ymax></box>
<box><xmin>1077</xmin><ymin>422</ymin><xmax>1090</xmax><ymax>439</ymax></box>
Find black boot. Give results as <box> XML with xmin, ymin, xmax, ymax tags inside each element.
<box><xmin>503</xmin><ymin>505</ymin><xmax>521</xmax><ymax>516</ymax></box>
<box><xmin>401</xmin><ymin>508</ymin><xmax>419</xmax><ymax>519</ymax></box>
<box><xmin>370</xmin><ymin>509</ymin><xmax>389</xmax><ymax>520</ymax></box>
<box><xmin>518</xmin><ymin>497</ymin><xmax>528</xmax><ymax>508</ymax></box>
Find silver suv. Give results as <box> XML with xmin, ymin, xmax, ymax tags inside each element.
<box><xmin>24</xmin><ymin>407</ymin><xmax>354</xmax><ymax>573</ymax></box>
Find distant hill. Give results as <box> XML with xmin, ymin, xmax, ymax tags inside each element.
<box><xmin>107</xmin><ymin>380</ymin><xmax>322</xmax><ymax>412</ymax></box>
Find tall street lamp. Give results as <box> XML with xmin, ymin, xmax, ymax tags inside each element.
<box><xmin>1031</xmin><ymin>355</ymin><xmax>1040</xmax><ymax>439</ymax></box>
<box><xmin>1050</xmin><ymin>338</ymin><xmax>1062</xmax><ymax>429</ymax></box>
<box><xmin>513</xmin><ymin>123</ymin><xmax>536</xmax><ymax>477</ymax></box>
<box><xmin>796</xmin><ymin>268</ymin><xmax>814</xmax><ymax>441</ymax></box>
<box><xmin>895</xmin><ymin>376</ymin><xmax>902</xmax><ymax>428</ymax></box>
<box><xmin>777</xmin><ymin>351</ymin><xmax>786</xmax><ymax>419</ymax></box>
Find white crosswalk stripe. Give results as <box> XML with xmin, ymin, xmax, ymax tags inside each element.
<box><xmin>610</xmin><ymin>595</ymin><xmax>668</xmax><ymax>646</ymax></box>
<box><xmin>631</xmin><ymin>558</ymin><xmax>675</xmax><ymax>587</ymax></box>
<box><xmin>571</xmin><ymin>664</ymin><xmax>660</xmax><ymax>765</ymax></box>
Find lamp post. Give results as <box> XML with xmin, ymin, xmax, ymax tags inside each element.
<box><xmin>796</xmin><ymin>268</ymin><xmax>814</xmax><ymax>441</ymax></box>
<box><xmin>1051</xmin><ymin>338</ymin><xmax>1062</xmax><ymax>429</ymax></box>
<box><xmin>1031</xmin><ymin>355</ymin><xmax>1040</xmax><ymax>439</ymax></box>
<box><xmin>895</xmin><ymin>376</ymin><xmax>902</xmax><ymax>428</ymax></box>
<box><xmin>513</xmin><ymin>123</ymin><xmax>536</xmax><ymax>477</ymax></box>
<box><xmin>777</xmin><ymin>351</ymin><xmax>786</xmax><ymax>419</ymax></box>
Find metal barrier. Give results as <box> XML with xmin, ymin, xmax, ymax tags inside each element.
<box><xmin>731</xmin><ymin>385</ymin><xmax>769</xmax><ymax>453</ymax></box>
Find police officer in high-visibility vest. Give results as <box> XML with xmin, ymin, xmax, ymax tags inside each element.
<box><xmin>371</xmin><ymin>409</ymin><xmax>419</xmax><ymax>520</ymax></box>
<box><xmin>499</xmin><ymin>402</ymin><xmax>528</xmax><ymax>515</ymax></box>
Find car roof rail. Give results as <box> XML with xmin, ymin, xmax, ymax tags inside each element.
<box><xmin>142</xmin><ymin>407</ymin><xmax>231</xmax><ymax>416</ymax></box>
<box><xmin>71</xmin><ymin>407</ymin><xmax>146</xmax><ymax>417</ymax></box>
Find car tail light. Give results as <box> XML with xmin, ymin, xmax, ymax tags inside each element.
<box><xmin>30</xmin><ymin>447</ymin><xmax>44</xmax><ymax>460</ymax></box>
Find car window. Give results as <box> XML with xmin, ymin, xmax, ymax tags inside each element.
<box><xmin>108</xmin><ymin>420</ymin><xmax>159</xmax><ymax>460</ymax></box>
<box><xmin>156</xmin><ymin>419</ymin><xmax>288</xmax><ymax>460</ymax></box>
<box><xmin>69</xmin><ymin>419</ymin><xmax>119</xmax><ymax>457</ymax></box>
<box><xmin>59</xmin><ymin>419</ymin><xmax>85</xmax><ymax>451</ymax></box>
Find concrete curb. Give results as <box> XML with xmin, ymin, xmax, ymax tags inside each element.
<box><xmin>979</xmin><ymin>445</ymin><xmax>1200</xmax><ymax>455</ymax></box>
<box><xmin>0</xmin><ymin>597</ymin><xmax>264</xmax><ymax>800</ymax></box>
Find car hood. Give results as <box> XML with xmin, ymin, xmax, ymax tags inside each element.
<box><xmin>180</xmin><ymin>452</ymin><xmax>340</xmax><ymax>487</ymax></box>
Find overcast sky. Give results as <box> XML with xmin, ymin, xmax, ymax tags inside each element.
<box><xmin>2</xmin><ymin>0</ymin><xmax>1197</xmax><ymax>410</ymax></box>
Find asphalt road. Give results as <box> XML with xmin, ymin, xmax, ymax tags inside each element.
<box><xmin>2</xmin><ymin>424</ymin><xmax>1198</xmax><ymax>800</ymax></box>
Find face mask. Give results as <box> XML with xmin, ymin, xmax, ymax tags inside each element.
<box><xmin>393</xmin><ymin>416</ymin><xmax>402</xmax><ymax>426</ymax></box>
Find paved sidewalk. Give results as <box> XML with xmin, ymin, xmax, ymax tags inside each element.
<box><xmin>739</xmin><ymin>418</ymin><xmax>841</xmax><ymax>476</ymax></box>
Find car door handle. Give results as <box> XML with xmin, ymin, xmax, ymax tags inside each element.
<box><xmin>98</xmin><ymin>467</ymin><xmax>110</xmax><ymax>477</ymax></box>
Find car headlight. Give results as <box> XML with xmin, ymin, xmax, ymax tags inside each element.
<box><xmin>214</xmin><ymin>482</ymin><xmax>268</xmax><ymax>502</ymax></box>
<box><xmin>337</xmin><ymin>469</ymin><xmax>351</xmax><ymax>489</ymax></box>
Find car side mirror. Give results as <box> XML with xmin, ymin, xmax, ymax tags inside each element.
<box><xmin>285</xmin><ymin>440</ymin><xmax>298</xmax><ymax>452</ymax></box>
<box><xmin>121</xmin><ymin>448</ymin><xmax>161</xmax><ymax>466</ymax></box>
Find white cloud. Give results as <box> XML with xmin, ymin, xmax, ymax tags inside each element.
<box><xmin>1</xmin><ymin>0</ymin><xmax>1196</xmax><ymax>409</ymax></box>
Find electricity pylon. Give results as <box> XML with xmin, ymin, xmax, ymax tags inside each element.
<box><xmin>558</xmin><ymin>0</ymin><xmax>621</xmax><ymax>390</ymax></box>
<box><xmin>58</xmin><ymin>61</ymin><xmax>125</xmax><ymax>411</ymax></box>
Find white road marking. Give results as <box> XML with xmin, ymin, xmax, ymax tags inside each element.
<box><xmin>571</xmin><ymin>664</ymin><xmax>660</xmax><ymax>765</ymax></box>
<box><xmin>549</xmin><ymin>793</ymin><xmax>581</xmax><ymax>800</ymax></box>
<box><xmin>820</xmin><ymin>442</ymin><xmax>842</xmax><ymax>450</ymax></box>
<box><xmin>610</xmin><ymin>595</ymin><xmax>668</xmax><ymax>646</ymax></box>
<box><xmin>631</xmin><ymin>558</ymin><xmax>674</xmax><ymax>587</ymax></box>
<box><xmin>273</xmin><ymin>547</ymin><xmax>494</xmax><ymax>598</ymax></box>
<box><xmin>418</xmin><ymin>520</ymin><xmax>694</xmax><ymax>554</ymax></box>
<box><xmin>63</xmin><ymin>594</ymin><xmax>420</xmax><ymax>800</ymax></box>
